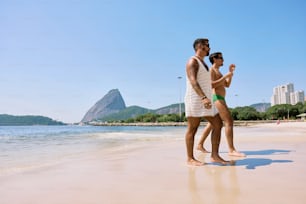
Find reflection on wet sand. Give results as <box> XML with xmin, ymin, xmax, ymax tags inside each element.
<box><xmin>188</xmin><ymin>153</ymin><xmax>240</xmax><ymax>204</ymax></box>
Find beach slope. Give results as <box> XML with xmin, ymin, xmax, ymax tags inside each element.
<box><xmin>1</xmin><ymin>122</ymin><xmax>306</xmax><ymax>204</ymax></box>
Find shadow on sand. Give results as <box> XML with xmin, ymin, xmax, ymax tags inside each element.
<box><xmin>242</xmin><ymin>149</ymin><xmax>291</xmax><ymax>156</ymax></box>
<box><xmin>234</xmin><ymin>149</ymin><xmax>292</xmax><ymax>169</ymax></box>
<box><xmin>233</xmin><ymin>158</ymin><xmax>293</xmax><ymax>169</ymax></box>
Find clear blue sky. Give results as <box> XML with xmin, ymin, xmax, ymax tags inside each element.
<box><xmin>1</xmin><ymin>0</ymin><xmax>306</xmax><ymax>123</ymax></box>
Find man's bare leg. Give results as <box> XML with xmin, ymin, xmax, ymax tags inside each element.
<box><xmin>205</xmin><ymin>115</ymin><xmax>229</xmax><ymax>164</ymax></box>
<box><xmin>197</xmin><ymin>122</ymin><xmax>212</xmax><ymax>153</ymax></box>
<box><xmin>215</xmin><ymin>100</ymin><xmax>245</xmax><ymax>157</ymax></box>
<box><xmin>185</xmin><ymin>117</ymin><xmax>205</xmax><ymax>166</ymax></box>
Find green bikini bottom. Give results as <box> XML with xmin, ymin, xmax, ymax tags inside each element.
<box><xmin>212</xmin><ymin>94</ymin><xmax>225</xmax><ymax>103</ymax></box>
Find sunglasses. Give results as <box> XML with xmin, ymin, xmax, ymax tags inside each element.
<box><xmin>215</xmin><ymin>56</ymin><xmax>224</xmax><ymax>60</ymax></box>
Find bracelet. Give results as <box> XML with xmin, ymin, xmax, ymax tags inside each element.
<box><xmin>201</xmin><ymin>96</ymin><xmax>207</xmax><ymax>100</ymax></box>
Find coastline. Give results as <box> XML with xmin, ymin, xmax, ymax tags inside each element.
<box><xmin>1</xmin><ymin>122</ymin><xmax>306</xmax><ymax>204</ymax></box>
<box><xmin>89</xmin><ymin>119</ymin><xmax>304</xmax><ymax>126</ymax></box>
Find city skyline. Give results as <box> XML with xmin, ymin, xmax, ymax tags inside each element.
<box><xmin>0</xmin><ymin>82</ymin><xmax>304</xmax><ymax>123</ymax></box>
<box><xmin>271</xmin><ymin>83</ymin><xmax>305</xmax><ymax>106</ymax></box>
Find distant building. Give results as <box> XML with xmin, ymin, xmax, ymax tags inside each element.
<box><xmin>291</xmin><ymin>90</ymin><xmax>305</xmax><ymax>105</ymax></box>
<box><xmin>271</xmin><ymin>83</ymin><xmax>305</xmax><ymax>106</ymax></box>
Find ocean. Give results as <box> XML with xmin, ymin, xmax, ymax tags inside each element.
<box><xmin>0</xmin><ymin>125</ymin><xmax>185</xmax><ymax>176</ymax></box>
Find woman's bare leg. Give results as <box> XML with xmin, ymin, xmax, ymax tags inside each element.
<box><xmin>214</xmin><ymin>100</ymin><xmax>245</xmax><ymax>157</ymax></box>
<box><xmin>197</xmin><ymin>122</ymin><xmax>212</xmax><ymax>153</ymax></box>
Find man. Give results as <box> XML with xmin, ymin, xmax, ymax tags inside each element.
<box><xmin>185</xmin><ymin>39</ymin><xmax>229</xmax><ymax>166</ymax></box>
<box><xmin>197</xmin><ymin>52</ymin><xmax>245</xmax><ymax>157</ymax></box>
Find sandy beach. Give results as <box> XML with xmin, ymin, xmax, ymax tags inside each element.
<box><xmin>1</xmin><ymin>121</ymin><xmax>306</xmax><ymax>204</ymax></box>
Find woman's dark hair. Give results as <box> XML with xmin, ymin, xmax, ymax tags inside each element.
<box><xmin>209</xmin><ymin>52</ymin><xmax>222</xmax><ymax>64</ymax></box>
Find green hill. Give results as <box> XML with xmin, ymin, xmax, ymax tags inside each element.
<box><xmin>0</xmin><ymin>114</ymin><xmax>66</xmax><ymax>126</ymax></box>
<box><xmin>98</xmin><ymin>106</ymin><xmax>154</xmax><ymax>121</ymax></box>
<box><xmin>94</xmin><ymin>103</ymin><xmax>185</xmax><ymax>122</ymax></box>
<box><xmin>155</xmin><ymin>103</ymin><xmax>185</xmax><ymax>114</ymax></box>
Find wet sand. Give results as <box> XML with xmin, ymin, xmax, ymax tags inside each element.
<box><xmin>1</xmin><ymin>121</ymin><xmax>306</xmax><ymax>204</ymax></box>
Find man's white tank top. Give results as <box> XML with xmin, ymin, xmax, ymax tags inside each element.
<box><xmin>184</xmin><ymin>56</ymin><xmax>218</xmax><ymax>117</ymax></box>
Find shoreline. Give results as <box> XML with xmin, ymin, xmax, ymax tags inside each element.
<box><xmin>88</xmin><ymin>119</ymin><xmax>304</xmax><ymax>126</ymax></box>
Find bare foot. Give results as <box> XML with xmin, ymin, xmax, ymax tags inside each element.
<box><xmin>211</xmin><ymin>155</ymin><xmax>230</xmax><ymax>165</ymax></box>
<box><xmin>228</xmin><ymin>150</ymin><xmax>246</xmax><ymax>157</ymax></box>
<box><xmin>197</xmin><ymin>145</ymin><xmax>210</xmax><ymax>153</ymax></box>
<box><xmin>187</xmin><ymin>159</ymin><xmax>205</xmax><ymax>166</ymax></box>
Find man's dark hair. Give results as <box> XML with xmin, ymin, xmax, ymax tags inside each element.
<box><xmin>193</xmin><ymin>38</ymin><xmax>209</xmax><ymax>51</ymax></box>
<box><xmin>209</xmin><ymin>52</ymin><xmax>222</xmax><ymax>64</ymax></box>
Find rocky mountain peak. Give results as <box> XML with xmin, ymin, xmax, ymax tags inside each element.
<box><xmin>81</xmin><ymin>89</ymin><xmax>126</xmax><ymax>122</ymax></box>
